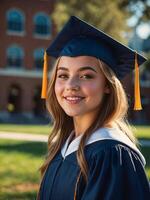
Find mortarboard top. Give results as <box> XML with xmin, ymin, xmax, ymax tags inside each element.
<box><xmin>41</xmin><ymin>16</ymin><xmax>147</xmax><ymax>110</ymax></box>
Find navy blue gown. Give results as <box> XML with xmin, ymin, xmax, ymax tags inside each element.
<box><xmin>39</xmin><ymin>128</ymin><xmax>150</xmax><ymax>200</ymax></box>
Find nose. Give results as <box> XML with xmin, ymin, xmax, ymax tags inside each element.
<box><xmin>66</xmin><ymin>77</ymin><xmax>80</xmax><ymax>91</ymax></box>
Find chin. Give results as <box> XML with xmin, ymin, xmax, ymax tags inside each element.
<box><xmin>65</xmin><ymin>113</ymin><xmax>81</xmax><ymax>117</ymax></box>
<box><xmin>64</xmin><ymin>110</ymin><xmax>83</xmax><ymax>117</ymax></box>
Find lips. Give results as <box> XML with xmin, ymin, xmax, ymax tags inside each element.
<box><xmin>64</xmin><ymin>96</ymin><xmax>85</xmax><ymax>104</ymax></box>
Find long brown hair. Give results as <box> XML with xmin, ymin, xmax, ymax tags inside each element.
<box><xmin>38</xmin><ymin>57</ymin><xmax>137</xmax><ymax>199</ymax></box>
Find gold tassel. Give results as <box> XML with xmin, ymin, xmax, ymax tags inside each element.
<box><xmin>134</xmin><ymin>51</ymin><xmax>142</xmax><ymax>110</ymax></box>
<box><xmin>41</xmin><ymin>51</ymin><xmax>48</xmax><ymax>99</ymax></box>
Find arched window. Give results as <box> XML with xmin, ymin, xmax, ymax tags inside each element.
<box><xmin>34</xmin><ymin>48</ymin><xmax>44</xmax><ymax>69</ymax></box>
<box><xmin>6</xmin><ymin>9</ymin><xmax>25</xmax><ymax>32</ymax></box>
<box><xmin>7</xmin><ymin>45</ymin><xmax>24</xmax><ymax>67</ymax></box>
<box><xmin>34</xmin><ymin>12</ymin><xmax>51</xmax><ymax>36</ymax></box>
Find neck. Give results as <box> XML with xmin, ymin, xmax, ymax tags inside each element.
<box><xmin>73</xmin><ymin>111</ymin><xmax>98</xmax><ymax>138</ymax></box>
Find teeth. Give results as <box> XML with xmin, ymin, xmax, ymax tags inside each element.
<box><xmin>65</xmin><ymin>97</ymin><xmax>82</xmax><ymax>100</ymax></box>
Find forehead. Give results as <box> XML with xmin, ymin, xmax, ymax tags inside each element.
<box><xmin>58</xmin><ymin>56</ymin><xmax>99</xmax><ymax>68</ymax></box>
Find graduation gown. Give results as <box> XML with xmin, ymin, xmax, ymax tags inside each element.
<box><xmin>39</xmin><ymin>127</ymin><xmax>150</xmax><ymax>200</ymax></box>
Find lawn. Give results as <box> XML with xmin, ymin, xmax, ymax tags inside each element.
<box><xmin>0</xmin><ymin>138</ymin><xmax>150</xmax><ymax>200</ymax></box>
<box><xmin>0</xmin><ymin>124</ymin><xmax>51</xmax><ymax>135</ymax></box>
<box><xmin>141</xmin><ymin>146</ymin><xmax>150</xmax><ymax>179</ymax></box>
<box><xmin>0</xmin><ymin>124</ymin><xmax>150</xmax><ymax>139</ymax></box>
<box><xmin>0</xmin><ymin>139</ymin><xmax>47</xmax><ymax>200</ymax></box>
<box><xmin>134</xmin><ymin>125</ymin><xmax>150</xmax><ymax>139</ymax></box>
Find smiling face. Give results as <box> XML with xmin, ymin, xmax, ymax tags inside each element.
<box><xmin>54</xmin><ymin>56</ymin><xmax>109</xmax><ymax>118</ymax></box>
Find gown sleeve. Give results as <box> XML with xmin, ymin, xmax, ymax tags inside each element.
<box><xmin>80</xmin><ymin>144</ymin><xmax>150</xmax><ymax>200</ymax></box>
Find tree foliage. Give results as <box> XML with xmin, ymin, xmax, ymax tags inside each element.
<box><xmin>52</xmin><ymin>0</ymin><xmax>130</xmax><ymax>42</ymax></box>
<box><xmin>52</xmin><ymin>0</ymin><xmax>150</xmax><ymax>42</ymax></box>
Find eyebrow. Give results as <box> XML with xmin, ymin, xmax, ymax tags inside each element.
<box><xmin>57</xmin><ymin>66</ymin><xmax>97</xmax><ymax>73</ymax></box>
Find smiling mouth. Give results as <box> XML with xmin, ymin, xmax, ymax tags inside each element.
<box><xmin>64</xmin><ymin>96</ymin><xmax>85</xmax><ymax>104</ymax></box>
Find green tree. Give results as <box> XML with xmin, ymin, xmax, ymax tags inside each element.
<box><xmin>52</xmin><ymin>0</ymin><xmax>130</xmax><ymax>43</ymax></box>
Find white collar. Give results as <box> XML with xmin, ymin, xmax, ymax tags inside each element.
<box><xmin>61</xmin><ymin>127</ymin><xmax>146</xmax><ymax>166</ymax></box>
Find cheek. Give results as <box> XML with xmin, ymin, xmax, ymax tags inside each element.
<box><xmin>54</xmin><ymin>81</ymin><xmax>63</xmax><ymax>99</ymax></box>
<box><xmin>83</xmin><ymin>81</ymin><xmax>105</xmax><ymax>97</ymax></box>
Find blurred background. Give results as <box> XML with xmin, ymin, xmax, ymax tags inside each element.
<box><xmin>0</xmin><ymin>0</ymin><xmax>150</xmax><ymax>199</ymax></box>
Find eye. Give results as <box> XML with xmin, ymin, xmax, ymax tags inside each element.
<box><xmin>57</xmin><ymin>74</ymin><xmax>69</xmax><ymax>79</ymax></box>
<box><xmin>80</xmin><ymin>74</ymin><xmax>94</xmax><ymax>79</ymax></box>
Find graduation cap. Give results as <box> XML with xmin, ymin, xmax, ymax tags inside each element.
<box><xmin>41</xmin><ymin>16</ymin><xmax>147</xmax><ymax>110</ymax></box>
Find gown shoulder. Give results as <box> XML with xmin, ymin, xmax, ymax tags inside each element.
<box><xmin>39</xmin><ymin>133</ymin><xmax>150</xmax><ymax>200</ymax></box>
<box><xmin>77</xmin><ymin>140</ymin><xmax>150</xmax><ymax>200</ymax></box>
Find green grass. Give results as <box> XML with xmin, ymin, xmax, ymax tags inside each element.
<box><xmin>133</xmin><ymin>126</ymin><xmax>150</xmax><ymax>139</ymax></box>
<box><xmin>0</xmin><ymin>139</ymin><xmax>149</xmax><ymax>200</ymax></box>
<box><xmin>141</xmin><ymin>146</ymin><xmax>150</xmax><ymax>179</ymax></box>
<box><xmin>0</xmin><ymin>124</ymin><xmax>150</xmax><ymax>139</ymax></box>
<box><xmin>0</xmin><ymin>124</ymin><xmax>149</xmax><ymax>140</ymax></box>
<box><xmin>0</xmin><ymin>139</ymin><xmax>47</xmax><ymax>200</ymax></box>
<box><xmin>0</xmin><ymin>124</ymin><xmax>51</xmax><ymax>135</ymax></box>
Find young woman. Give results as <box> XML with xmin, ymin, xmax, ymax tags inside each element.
<box><xmin>37</xmin><ymin>16</ymin><xmax>150</xmax><ymax>200</ymax></box>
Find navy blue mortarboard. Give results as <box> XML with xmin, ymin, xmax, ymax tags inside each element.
<box><xmin>41</xmin><ymin>16</ymin><xmax>147</xmax><ymax>110</ymax></box>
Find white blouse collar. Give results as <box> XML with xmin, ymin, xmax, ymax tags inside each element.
<box><xmin>61</xmin><ymin>127</ymin><xmax>145</xmax><ymax>165</ymax></box>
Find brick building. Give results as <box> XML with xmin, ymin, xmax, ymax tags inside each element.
<box><xmin>0</xmin><ymin>1</ymin><xmax>150</xmax><ymax>124</ymax></box>
<box><xmin>0</xmin><ymin>0</ymin><xmax>55</xmax><ymax>123</ymax></box>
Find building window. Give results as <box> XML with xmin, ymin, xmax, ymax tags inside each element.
<box><xmin>7</xmin><ymin>85</ymin><xmax>22</xmax><ymax>113</ymax></box>
<box><xmin>141</xmin><ymin>96</ymin><xmax>150</xmax><ymax>106</ymax></box>
<box><xmin>34</xmin><ymin>12</ymin><xmax>51</xmax><ymax>37</ymax></box>
<box><xmin>6</xmin><ymin>9</ymin><xmax>25</xmax><ymax>33</ymax></box>
<box><xmin>33</xmin><ymin>86</ymin><xmax>45</xmax><ymax>116</ymax></box>
<box><xmin>141</xmin><ymin>67</ymin><xmax>150</xmax><ymax>87</ymax></box>
<box><xmin>34</xmin><ymin>48</ymin><xmax>44</xmax><ymax>70</ymax></box>
<box><xmin>7</xmin><ymin>45</ymin><xmax>24</xmax><ymax>68</ymax></box>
